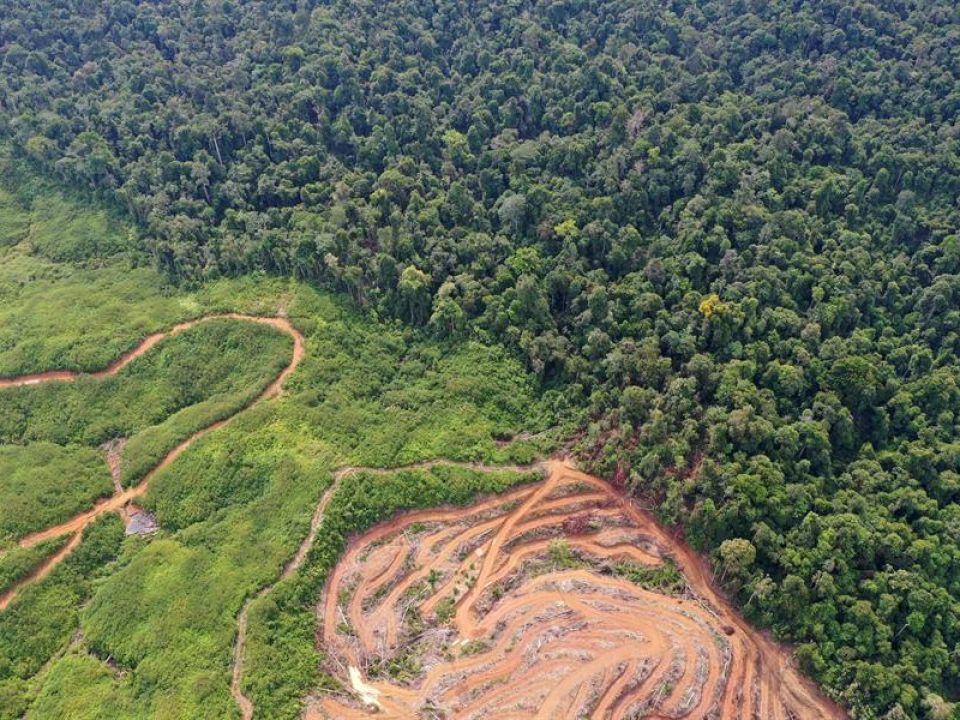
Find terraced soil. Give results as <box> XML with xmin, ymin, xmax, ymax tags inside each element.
<box><xmin>0</xmin><ymin>314</ymin><xmax>304</xmax><ymax>611</ymax></box>
<box><xmin>310</xmin><ymin>459</ymin><xmax>844</xmax><ymax>720</ymax></box>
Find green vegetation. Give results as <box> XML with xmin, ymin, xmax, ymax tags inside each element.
<box><xmin>241</xmin><ymin>464</ymin><xmax>541</xmax><ymax>719</ymax></box>
<box><xmin>368</xmin><ymin>646</ymin><xmax>422</xmax><ymax>683</ymax></box>
<box><xmin>0</xmin><ymin>515</ymin><xmax>125</xmax><ymax>720</ymax></box>
<box><xmin>0</xmin><ymin>320</ymin><xmax>291</xmax><ymax>450</ymax></box>
<box><xmin>4</xmin><ymin>1</ymin><xmax>960</xmax><ymax>716</ymax></box>
<box><xmin>0</xmin><ymin>320</ymin><xmax>291</xmax><ymax>544</ymax></box>
<box><xmin>613</xmin><ymin>560</ymin><xmax>687</xmax><ymax>597</ymax></box>
<box><xmin>546</xmin><ymin>539</ymin><xmax>581</xmax><ymax>568</ymax></box>
<box><xmin>0</xmin><ymin>444</ymin><xmax>110</xmax><ymax>542</ymax></box>
<box><xmin>0</xmin><ymin>147</ymin><xmax>132</xmax><ymax>263</ymax></box>
<box><xmin>0</xmin><ymin>536</ymin><xmax>70</xmax><ymax>596</ymax></box>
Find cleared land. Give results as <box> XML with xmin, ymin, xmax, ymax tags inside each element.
<box><xmin>311</xmin><ymin>459</ymin><xmax>844</xmax><ymax>720</ymax></box>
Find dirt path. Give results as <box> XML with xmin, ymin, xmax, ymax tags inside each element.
<box><xmin>101</xmin><ymin>438</ymin><xmax>127</xmax><ymax>494</ymax></box>
<box><xmin>0</xmin><ymin>314</ymin><xmax>305</xmax><ymax>609</ymax></box>
<box><xmin>230</xmin><ymin>476</ymin><xmax>342</xmax><ymax>720</ymax></box>
<box><xmin>0</xmin><ymin>532</ymin><xmax>82</xmax><ymax>611</ymax></box>
<box><xmin>308</xmin><ymin>458</ymin><xmax>846</xmax><ymax>720</ymax></box>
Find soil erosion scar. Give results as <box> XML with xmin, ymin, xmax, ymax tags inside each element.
<box><xmin>310</xmin><ymin>459</ymin><xmax>845</xmax><ymax>720</ymax></box>
<box><xmin>0</xmin><ymin>314</ymin><xmax>304</xmax><ymax>611</ymax></box>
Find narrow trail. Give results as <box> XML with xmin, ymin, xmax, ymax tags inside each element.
<box><xmin>0</xmin><ymin>532</ymin><xmax>82</xmax><ymax>612</ymax></box>
<box><xmin>230</xmin><ymin>476</ymin><xmax>342</xmax><ymax>720</ymax></box>
<box><xmin>0</xmin><ymin>314</ymin><xmax>305</xmax><ymax>611</ymax></box>
<box><xmin>308</xmin><ymin>458</ymin><xmax>846</xmax><ymax>720</ymax></box>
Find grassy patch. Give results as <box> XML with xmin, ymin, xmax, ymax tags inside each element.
<box><xmin>0</xmin><ymin>515</ymin><xmax>124</xmax><ymax>720</ymax></box>
<box><xmin>613</xmin><ymin>559</ymin><xmax>687</xmax><ymax>597</ymax></box>
<box><xmin>0</xmin><ymin>444</ymin><xmax>111</xmax><ymax>542</ymax></box>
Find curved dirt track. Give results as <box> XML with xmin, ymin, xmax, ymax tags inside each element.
<box><xmin>309</xmin><ymin>459</ymin><xmax>845</xmax><ymax>720</ymax></box>
<box><xmin>231</xmin><ymin>473</ymin><xmax>342</xmax><ymax>720</ymax></box>
<box><xmin>0</xmin><ymin>314</ymin><xmax>304</xmax><ymax>611</ymax></box>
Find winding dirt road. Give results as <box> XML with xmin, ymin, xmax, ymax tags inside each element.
<box><xmin>0</xmin><ymin>314</ymin><xmax>304</xmax><ymax>611</ymax></box>
<box><xmin>309</xmin><ymin>459</ymin><xmax>845</xmax><ymax>720</ymax></box>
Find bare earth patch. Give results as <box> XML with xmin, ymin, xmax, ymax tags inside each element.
<box><xmin>308</xmin><ymin>459</ymin><xmax>844</xmax><ymax>720</ymax></box>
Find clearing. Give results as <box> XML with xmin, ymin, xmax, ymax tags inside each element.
<box><xmin>309</xmin><ymin>459</ymin><xmax>844</xmax><ymax>720</ymax></box>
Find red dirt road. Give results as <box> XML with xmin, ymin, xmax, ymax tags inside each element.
<box><xmin>308</xmin><ymin>459</ymin><xmax>845</xmax><ymax>720</ymax></box>
<box><xmin>0</xmin><ymin>314</ymin><xmax>304</xmax><ymax>610</ymax></box>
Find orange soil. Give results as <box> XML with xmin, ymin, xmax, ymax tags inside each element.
<box><xmin>0</xmin><ymin>532</ymin><xmax>82</xmax><ymax>612</ymax></box>
<box><xmin>308</xmin><ymin>459</ymin><xmax>845</xmax><ymax>720</ymax></box>
<box><xmin>0</xmin><ymin>314</ymin><xmax>304</xmax><ymax>611</ymax></box>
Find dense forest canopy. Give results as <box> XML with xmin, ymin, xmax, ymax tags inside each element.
<box><xmin>3</xmin><ymin>1</ymin><xmax>960</xmax><ymax>717</ymax></box>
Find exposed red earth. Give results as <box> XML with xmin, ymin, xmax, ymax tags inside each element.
<box><xmin>0</xmin><ymin>314</ymin><xmax>304</xmax><ymax>611</ymax></box>
<box><xmin>308</xmin><ymin>459</ymin><xmax>845</xmax><ymax>720</ymax></box>
<box><xmin>231</xmin><ymin>461</ymin><xmax>539</xmax><ymax>720</ymax></box>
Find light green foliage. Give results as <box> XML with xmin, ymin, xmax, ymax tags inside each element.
<box><xmin>0</xmin><ymin>320</ymin><xmax>290</xmax><ymax>448</ymax></box>
<box><xmin>0</xmin><ymin>515</ymin><xmax>124</xmax><ymax>720</ymax></box>
<box><xmin>0</xmin><ymin>536</ymin><xmax>70</xmax><ymax>596</ymax></box>
<box><xmin>614</xmin><ymin>560</ymin><xmax>687</xmax><ymax>597</ymax></box>
<box><xmin>0</xmin><ymin>444</ymin><xmax>111</xmax><ymax>542</ymax></box>
<box><xmin>0</xmin><ymin>190</ymin><xmax>30</xmax><ymax>250</ymax></box>
<box><xmin>26</xmin><ymin>654</ymin><xmax>135</xmax><ymax>720</ymax></box>
<box><xmin>0</xmin><ymin>150</ymin><xmax>130</xmax><ymax>261</ymax></box>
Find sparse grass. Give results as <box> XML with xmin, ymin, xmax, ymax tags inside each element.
<box><xmin>460</xmin><ymin>639</ymin><xmax>490</xmax><ymax>656</ymax></box>
<box><xmin>613</xmin><ymin>559</ymin><xmax>687</xmax><ymax>597</ymax></box>
<box><xmin>368</xmin><ymin>645</ymin><xmax>422</xmax><ymax>683</ymax></box>
<box><xmin>435</xmin><ymin>597</ymin><xmax>456</xmax><ymax>624</ymax></box>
